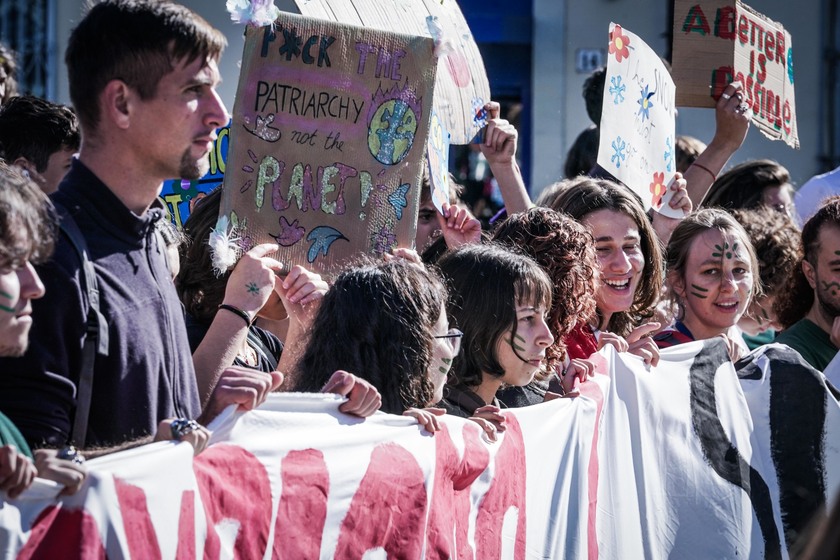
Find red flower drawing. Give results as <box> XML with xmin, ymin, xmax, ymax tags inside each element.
<box><xmin>609</xmin><ymin>25</ymin><xmax>631</xmax><ymax>63</ymax></box>
<box><xmin>650</xmin><ymin>172</ymin><xmax>666</xmax><ymax>209</ymax></box>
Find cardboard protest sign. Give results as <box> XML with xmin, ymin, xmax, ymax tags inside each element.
<box><xmin>160</xmin><ymin>123</ymin><xmax>229</xmax><ymax>227</ymax></box>
<box><xmin>672</xmin><ymin>0</ymin><xmax>799</xmax><ymax>149</ymax></box>
<box><xmin>220</xmin><ymin>12</ymin><xmax>436</xmax><ymax>277</ymax></box>
<box><xmin>283</xmin><ymin>0</ymin><xmax>490</xmax><ymax>144</ymax></box>
<box><xmin>597</xmin><ymin>23</ymin><xmax>679</xmax><ymax>214</ymax></box>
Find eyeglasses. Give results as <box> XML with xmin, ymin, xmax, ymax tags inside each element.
<box><xmin>434</xmin><ymin>328</ymin><xmax>463</xmax><ymax>354</ymax></box>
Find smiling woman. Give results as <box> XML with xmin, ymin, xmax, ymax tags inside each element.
<box><xmin>655</xmin><ymin>208</ymin><xmax>761</xmax><ymax>350</ymax></box>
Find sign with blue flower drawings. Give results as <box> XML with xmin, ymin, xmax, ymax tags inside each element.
<box><xmin>220</xmin><ymin>12</ymin><xmax>436</xmax><ymax>278</ymax></box>
<box><xmin>597</xmin><ymin>23</ymin><xmax>680</xmax><ymax>215</ymax></box>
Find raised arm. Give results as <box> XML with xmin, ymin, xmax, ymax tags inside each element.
<box><xmin>480</xmin><ymin>101</ymin><xmax>532</xmax><ymax>214</ymax></box>
<box><xmin>684</xmin><ymin>81</ymin><xmax>751</xmax><ymax>207</ymax></box>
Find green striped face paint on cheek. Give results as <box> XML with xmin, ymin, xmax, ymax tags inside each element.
<box><xmin>690</xmin><ymin>284</ymin><xmax>709</xmax><ymax>299</ymax></box>
<box><xmin>0</xmin><ymin>291</ymin><xmax>14</xmax><ymax>313</ymax></box>
<box><xmin>509</xmin><ymin>334</ymin><xmax>526</xmax><ymax>352</ymax></box>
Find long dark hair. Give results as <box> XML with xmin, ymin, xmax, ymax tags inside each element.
<box><xmin>293</xmin><ymin>258</ymin><xmax>446</xmax><ymax>414</ymax></box>
<box><xmin>436</xmin><ymin>243</ymin><xmax>552</xmax><ymax>389</ymax></box>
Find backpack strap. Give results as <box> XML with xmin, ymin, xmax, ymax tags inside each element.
<box><xmin>53</xmin><ymin>201</ymin><xmax>109</xmax><ymax>448</ymax></box>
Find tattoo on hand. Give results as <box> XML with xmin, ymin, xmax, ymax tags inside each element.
<box><xmin>246</xmin><ymin>282</ymin><xmax>260</xmax><ymax>295</ymax></box>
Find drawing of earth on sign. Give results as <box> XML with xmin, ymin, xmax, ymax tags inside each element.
<box><xmin>367</xmin><ymin>82</ymin><xmax>422</xmax><ymax>165</ymax></box>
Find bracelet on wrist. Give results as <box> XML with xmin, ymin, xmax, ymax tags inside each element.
<box><xmin>218</xmin><ymin>303</ymin><xmax>253</xmax><ymax>327</ymax></box>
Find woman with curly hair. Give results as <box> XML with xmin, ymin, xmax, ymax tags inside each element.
<box><xmin>729</xmin><ymin>206</ymin><xmax>801</xmax><ymax>348</ymax></box>
<box><xmin>293</xmin><ymin>257</ymin><xmax>458</xmax><ymax>423</ymax></box>
<box><xmin>654</xmin><ymin>208</ymin><xmax>761</xmax><ymax>355</ymax></box>
<box><xmin>537</xmin><ymin>177</ymin><xmax>663</xmax><ymax>365</ymax></box>
<box><xmin>491</xmin><ymin>207</ymin><xmax>599</xmax><ymax>397</ymax></box>
<box><xmin>436</xmin><ymin>243</ymin><xmax>554</xmax><ymax>418</ymax></box>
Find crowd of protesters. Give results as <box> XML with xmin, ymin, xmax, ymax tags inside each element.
<box><xmin>2</xmin><ymin>0</ymin><xmax>840</xmax><ymax>555</ymax></box>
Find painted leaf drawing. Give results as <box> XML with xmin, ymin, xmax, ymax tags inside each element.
<box><xmin>306</xmin><ymin>226</ymin><xmax>349</xmax><ymax>263</ymax></box>
<box><xmin>270</xmin><ymin>216</ymin><xmax>306</xmax><ymax>247</ymax></box>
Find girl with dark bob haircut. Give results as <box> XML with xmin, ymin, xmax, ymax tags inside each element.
<box><xmin>436</xmin><ymin>243</ymin><xmax>554</xmax><ymax>417</ymax></box>
<box><xmin>701</xmin><ymin>159</ymin><xmax>794</xmax><ymax>217</ymax></box>
<box><xmin>492</xmin><ymin>207</ymin><xmax>599</xmax><ymax>396</ymax></box>
<box><xmin>293</xmin><ymin>257</ymin><xmax>453</xmax><ymax>416</ymax></box>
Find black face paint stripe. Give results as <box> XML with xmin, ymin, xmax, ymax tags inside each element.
<box><xmin>690</xmin><ymin>339</ymin><xmax>782</xmax><ymax>559</ymax></box>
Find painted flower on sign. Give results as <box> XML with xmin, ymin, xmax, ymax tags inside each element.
<box><xmin>650</xmin><ymin>171</ymin><xmax>666</xmax><ymax>209</ymax></box>
<box><xmin>609</xmin><ymin>25</ymin><xmax>631</xmax><ymax>63</ymax></box>
<box><xmin>637</xmin><ymin>84</ymin><xmax>654</xmax><ymax>122</ymax></box>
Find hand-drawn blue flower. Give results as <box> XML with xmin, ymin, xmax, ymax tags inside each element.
<box><xmin>611</xmin><ymin>136</ymin><xmax>627</xmax><ymax>169</ymax></box>
<box><xmin>609</xmin><ymin>76</ymin><xmax>626</xmax><ymax>105</ymax></box>
<box><xmin>637</xmin><ymin>84</ymin><xmax>654</xmax><ymax>122</ymax></box>
<box><xmin>664</xmin><ymin>137</ymin><xmax>674</xmax><ymax>172</ymax></box>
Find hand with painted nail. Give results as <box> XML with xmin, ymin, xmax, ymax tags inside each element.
<box><xmin>556</xmin><ymin>358</ymin><xmax>595</xmax><ymax>396</ymax></box>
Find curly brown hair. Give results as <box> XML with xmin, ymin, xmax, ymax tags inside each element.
<box><xmin>775</xmin><ymin>197</ymin><xmax>840</xmax><ymax>328</ymax></box>
<box><xmin>730</xmin><ymin>206</ymin><xmax>800</xmax><ymax>297</ymax></box>
<box><xmin>491</xmin><ymin>207</ymin><xmax>598</xmax><ymax>368</ymax></box>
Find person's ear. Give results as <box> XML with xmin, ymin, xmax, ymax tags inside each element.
<box><xmin>802</xmin><ymin>259</ymin><xmax>817</xmax><ymax>290</ymax></box>
<box><xmin>668</xmin><ymin>269</ymin><xmax>686</xmax><ymax>299</ymax></box>
<box><xmin>12</xmin><ymin>156</ymin><xmax>33</xmax><ymax>178</ymax></box>
<box><xmin>101</xmin><ymin>80</ymin><xmax>132</xmax><ymax>129</ymax></box>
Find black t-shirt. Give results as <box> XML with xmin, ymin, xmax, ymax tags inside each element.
<box><xmin>184</xmin><ymin>313</ymin><xmax>283</xmax><ymax>373</ymax></box>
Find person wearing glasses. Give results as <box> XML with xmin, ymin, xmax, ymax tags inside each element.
<box><xmin>435</xmin><ymin>244</ymin><xmax>554</xmax><ymax>423</ymax></box>
<box><xmin>293</xmin><ymin>257</ymin><xmax>458</xmax><ymax>432</ymax></box>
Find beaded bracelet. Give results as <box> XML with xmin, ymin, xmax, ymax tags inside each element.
<box><xmin>218</xmin><ymin>303</ymin><xmax>253</xmax><ymax>327</ymax></box>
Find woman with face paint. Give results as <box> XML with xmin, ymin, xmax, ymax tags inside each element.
<box><xmin>654</xmin><ymin>208</ymin><xmax>761</xmax><ymax>356</ymax></box>
<box><xmin>435</xmin><ymin>243</ymin><xmax>554</xmax><ymax>424</ymax></box>
<box><xmin>293</xmin><ymin>257</ymin><xmax>457</xmax><ymax>432</ymax></box>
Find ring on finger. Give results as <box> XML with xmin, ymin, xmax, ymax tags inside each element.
<box><xmin>721</xmin><ymin>92</ymin><xmax>732</xmax><ymax>100</ymax></box>
<box><xmin>57</xmin><ymin>445</ymin><xmax>86</xmax><ymax>465</ymax></box>
<box><xmin>170</xmin><ymin>418</ymin><xmax>201</xmax><ymax>440</ymax></box>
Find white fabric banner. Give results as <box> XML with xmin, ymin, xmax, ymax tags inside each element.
<box><xmin>1</xmin><ymin>339</ymin><xmax>837</xmax><ymax>558</ymax></box>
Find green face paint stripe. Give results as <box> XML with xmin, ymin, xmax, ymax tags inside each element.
<box><xmin>0</xmin><ymin>303</ymin><xmax>14</xmax><ymax>313</ymax></box>
<box><xmin>821</xmin><ymin>281</ymin><xmax>840</xmax><ymax>290</ymax></box>
<box><xmin>438</xmin><ymin>367</ymin><xmax>448</xmax><ymax>375</ymax></box>
<box><xmin>690</xmin><ymin>284</ymin><xmax>709</xmax><ymax>292</ymax></box>
<box><xmin>514</xmin><ymin>334</ymin><xmax>526</xmax><ymax>342</ymax></box>
<box><xmin>0</xmin><ymin>291</ymin><xmax>11</xmax><ymax>299</ymax></box>
<box><xmin>441</xmin><ymin>358</ymin><xmax>452</xmax><ymax>365</ymax></box>
<box><xmin>508</xmin><ymin>337</ymin><xmax>526</xmax><ymax>352</ymax></box>
<box><xmin>690</xmin><ymin>292</ymin><xmax>708</xmax><ymax>299</ymax></box>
